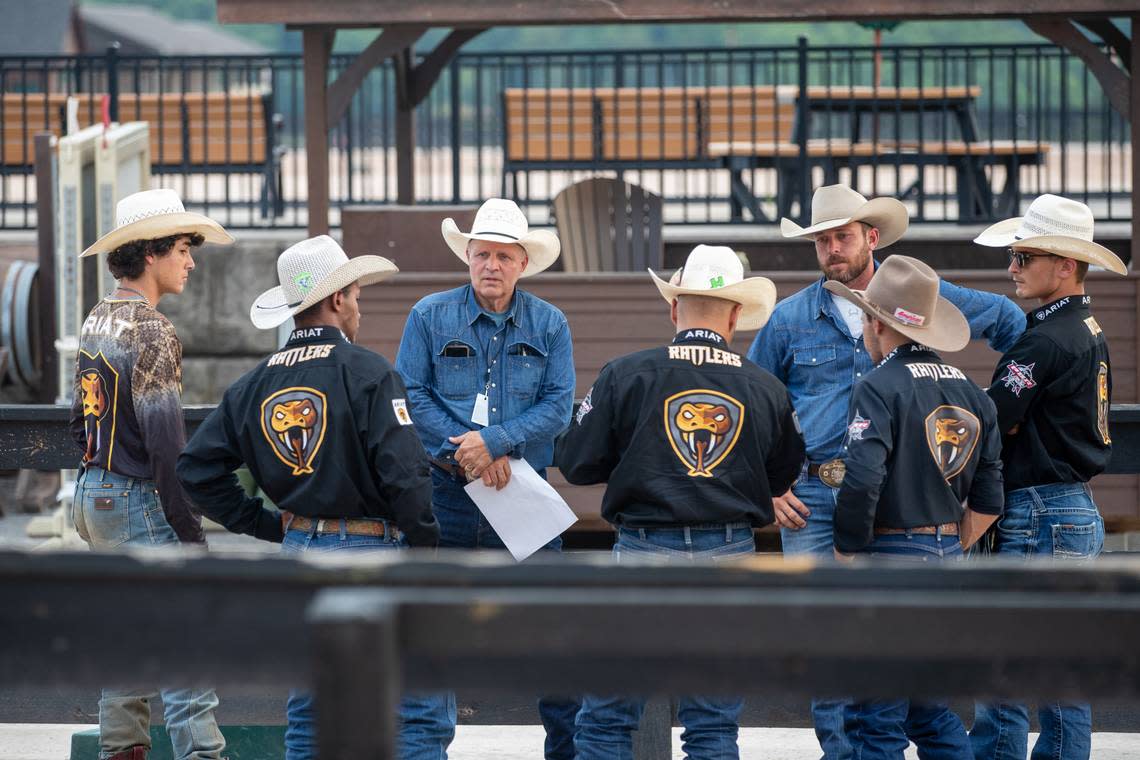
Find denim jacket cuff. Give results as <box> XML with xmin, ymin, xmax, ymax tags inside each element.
<box><xmin>480</xmin><ymin>425</ymin><xmax>513</xmax><ymax>460</ymax></box>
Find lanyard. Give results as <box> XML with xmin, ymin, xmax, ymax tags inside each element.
<box><xmin>477</xmin><ymin>319</ymin><xmax>509</xmax><ymax>395</ymax></box>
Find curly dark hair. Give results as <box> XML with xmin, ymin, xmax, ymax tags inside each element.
<box><xmin>106</xmin><ymin>232</ymin><xmax>205</xmax><ymax>280</ymax></box>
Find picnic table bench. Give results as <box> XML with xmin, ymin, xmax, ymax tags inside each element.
<box><xmin>502</xmin><ymin>84</ymin><xmax>1049</xmax><ymax>224</ymax></box>
<box><xmin>1</xmin><ymin>90</ymin><xmax>283</xmax><ymax>217</ymax></box>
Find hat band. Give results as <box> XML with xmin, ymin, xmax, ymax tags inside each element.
<box><xmin>472</xmin><ymin>230</ymin><xmax>520</xmax><ymax>240</ymax></box>
<box><xmin>115</xmin><ymin>206</ymin><xmax>186</xmax><ymax>226</ymax></box>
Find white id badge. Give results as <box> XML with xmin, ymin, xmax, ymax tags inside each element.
<box><xmin>471</xmin><ymin>393</ymin><xmax>490</xmax><ymax>426</ymax></box>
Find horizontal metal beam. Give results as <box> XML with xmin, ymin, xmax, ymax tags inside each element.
<box><xmin>7</xmin><ymin>404</ymin><xmax>1139</xmax><ymax>473</ymax></box>
<box><xmin>217</xmin><ymin>1</ymin><xmax>1140</xmax><ymax>26</ymax></box>
<box><xmin>7</xmin><ymin>550</ymin><xmax>1140</xmax><ymax>701</ymax></box>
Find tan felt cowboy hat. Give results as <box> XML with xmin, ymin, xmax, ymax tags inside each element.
<box><xmin>973</xmin><ymin>193</ymin><xmax>1126</xmax><ymax>275</ymax></box>
<box><xmin>780</xmin><ymin>184</ymin><xmax>909</xmax><ymax>249</ymax></box>
<box><xmin>649</xmin><ymin>245</ymin><xmax>777</xmax><ymax>331</ymax></box>
<box><xmin>81</xmin><ymin>188</ymin><xmax>233</xmax><ymax>257</ymax></box>
<box><xmin>250</xmin><ymin>235</ymin><xmax>398</xmax><ymax>329</ymax></box>
<box><xmin>442</xmin><ymin>198</ymin><xmax>561</xmax><ymax>277</ymax></box>
<box><xmin>824</xmin><ymin>254</ymin><xmax>969</xmax><ymax>352</ymax></box>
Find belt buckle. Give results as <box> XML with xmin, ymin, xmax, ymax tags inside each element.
<box><xmin>818</xmin><ymin>458</ymin><xmax>846</xmax><ymax>489</ymax></box>
<box><xmin>316</xmin><ymin>518</ymin><xmax>330</xmax><ymax>533</ymax></box>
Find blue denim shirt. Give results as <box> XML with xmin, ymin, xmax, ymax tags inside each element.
<box><xmin>747</xmin><ymin>271</ymin><xmax>1024</xmax><ymax>463</ymax></box>
<box><xmin>395</xmin><ymin>284</ymin><xmax>575</xmax><ymax>472</ymax></box>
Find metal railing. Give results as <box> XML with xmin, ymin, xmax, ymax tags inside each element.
<box><xmin>0</xmin><ymin>39</ymin><xmax>1130</xmax><ymax>229</ymax></box>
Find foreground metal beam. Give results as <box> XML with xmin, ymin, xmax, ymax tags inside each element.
<box><xmin>6</xmin><ymin>549</ymin><xmax>1140</xmax><ymax>703</ymax></box>
<box><xmin>3</xmin><ymin>404</ymin><xmax>1140</xmax><ymax>473</ymax></box>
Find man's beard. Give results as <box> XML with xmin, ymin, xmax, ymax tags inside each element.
<box><xmin>823</xmin><ymin>247</ymin><xmax>872</xmax><ymax>284</ymax></box>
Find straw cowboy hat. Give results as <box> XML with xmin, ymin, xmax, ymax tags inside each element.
<box><xmin>649</xmin><ymin>245</ymin><xmax>778</xmax><ymax>331</ymax></box>
<box><xmin>780</xmin><ymin>184</ymin><xmax>909</xmax><ymax>249</ymax></box>
<box><xmin>250</xmin><ymin>235</ymin><xmax>398</xmax><ymax>329</ymax></box>
<box><xmin>81</xmin><ymin>188</ymin><xmax>232</xmax><ymax>257</ymax></box>
<box><xmin>824</xmin><ymin>255</ymin><xmax>969</xmax><ymax>352</ymax></box>
<box><xmin>973</xmin><ymin>193</ymin><xmax>1126</xmax><ymax>275</ymax></box>
<box><xmin>442</xmin><ymin>198</ymin><xmax>560</xmax><ymax>277</ymax></box>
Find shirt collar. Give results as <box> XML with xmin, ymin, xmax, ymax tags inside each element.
<box><xmin>286</xmin><ymin>325</ymin><xmax>346</xmax><ymax>345</ymax></box>
<box><xmin>673</xmin><ymin>328</ymin><xmax>728</xmax><ymax>346</ymax></box>
<box><xmin>877</xmin><ymin>341</ymin><xmax>937</xmax><ymax>368</ymax></box>
<box><xmin>464</xmin><ymin>285</ymin><xmax>521</xmax><ymax>327</ymax></box>
<box><xmin>1027</xmin><ymin>294</ymin><xmax>1090</xmax><ymax>328</ymax></box>
<box><xmin>812</xmin><ymin>259</ymin><xmax>880</xmax><ymax>319</ymax></box>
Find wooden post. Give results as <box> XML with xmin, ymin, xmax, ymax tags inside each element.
<box><xmin>34</xmin><ymin>134</ymin><xmax>58</xmax><ymax>403</ymax></box>
<box><xmin>303</xmin><ymin>26</ymin><xmax>334</xmax><ymax>236</ymax></box>
<box><xmin>395</xmin><ymin>47</ymin><xmax>416</xmax><ymax>206</ymax></box>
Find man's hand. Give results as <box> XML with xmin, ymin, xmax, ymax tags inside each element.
<box><xmin>481</xmin><ymin>456</ymin><xmax>512</xmax><ymax>490</ymax></box>
<box><xmin>833</xmin><ymin>548</ymin><xmax>856</xmax><ymax>563</ymax></box>
<box><xmin>773</xmin><ymin>489</ymin><xmax>811</xmax><ymax>529</ymax></box>
<box><xmin>449</xmin><ymin>431</ymin><xmax>493</xmax><ymax>478</ymax></box>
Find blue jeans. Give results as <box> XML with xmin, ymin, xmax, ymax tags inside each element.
<box><xmin>280</xmin><ymin>518</ymin><xmax>457</xmax><ymax>760</ymax></box>
<box><xmin>430</xmin><ymin>466</ymin><xmax>577</xmax><ymax>759</ymax></box>
<box><xmin>846</xmin><ymin>531</ymin><xmax>970</xmax><ymax>760</ymax></box>
<box><xmin>971</xmin><ymin>483</ymin><xmax>1103</xmax><ymax>760</ymax></box>
<box><xmin>72</xmin><ymin>466</ymin><xmax>226</xmax><ymax>760</ymax></box>
<box><xmin>574</xmin><ymin>524</ymin><xmax>753</xmax><ymax>760</ymax></box>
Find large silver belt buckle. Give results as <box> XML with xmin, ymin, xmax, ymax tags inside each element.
<box><xmin>818</xmin><ymin>459</ymin><xmax>846</xmax><ymax>489</ymax></box>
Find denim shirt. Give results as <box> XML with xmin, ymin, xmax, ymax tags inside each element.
<box><xmin>395</xmin><ymin>284</ymin><xmax>575</xmax><ymax>472</ymax></box>
<box><xmin>747</xmin><ymin>270</ymin><xmax>1024</xmax><ymax>464</ymax></box>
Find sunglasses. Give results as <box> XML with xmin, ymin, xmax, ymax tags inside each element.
<box><xmin>1006</xmin><ymin>248</ymin><xmax>1056</xmax><ymax>268</ymax></box>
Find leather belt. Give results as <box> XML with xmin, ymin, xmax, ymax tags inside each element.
<box><xmin>874</xmin><ymin>522</ymin><xmax>960</xmax><ymax>536</ymax></box>
<box><xmin>807</xmin><ymin>459</ymin><xmax>845</xmax><ymax>488</ymax></box>
<box><xmin>430</xmin><ymin>457</ymin><xmax>468</xmax><ymax>480</ymax></box>
<box><xmin>283</xmin><ymin>512</ymin><xmax>400</xmax><ymax>539</ymax></box>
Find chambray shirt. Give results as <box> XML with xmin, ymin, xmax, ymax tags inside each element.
<box><xmin>395</xmin><ymin>284</ymin><xmax>575</xmax><ymax>472</ymax></box>
<box><xmin>747</xmin><ymin>270</ymin><xmax>1024</xmax><ymax>464</ymax></box>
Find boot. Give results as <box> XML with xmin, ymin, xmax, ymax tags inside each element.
<box><xmin>105</xmin><ymin>747</ymin><xmax>147</xmax><ymax>760</ymax></box>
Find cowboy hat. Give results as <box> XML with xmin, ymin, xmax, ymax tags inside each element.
<box><xmin>441</xmin><ymin>198</ymin><xmax>560</xmax><ymax>277</ymax></box>
<box><xmin>250</xmin><ymin>235</ymin><xmax>398</xmax><ymax>329</ymax></box>
<box><xmin>824</xmin><ymin>255</ymin><xmax>969</xmax><ymax>352</ymax></box>
<box><xmin>973</xmin><ymin>194</ymin><xmax>1126</xmax><ymax>275</ymax></box>
<box><xmin>649</xmin><ymin>245</ymin><xmax>777</xmax><ymax>331</ymax></box>
<box><xmin>780</xmin><ymin>184</ymin><xmax>909</xmax><ymax>249</ymax></box>
<box><xmin>81</xmin><ymin>188</ymin><xmax>232</xmax><ymax>257</ymax></box>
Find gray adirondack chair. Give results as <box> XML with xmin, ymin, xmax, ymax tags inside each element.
<box><xmin>553</xmin><ymin>178</ymin><xmax>664</xmax><ymax>272</ymax></box>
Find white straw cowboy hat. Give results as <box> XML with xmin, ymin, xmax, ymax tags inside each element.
<box><xmin>442</xmin><ymin>198</ymin><xmax>561</xmax><ymax>277</ymax></box>
<box><xmin>973</xmin><ymin>193</ymin><xmax>1126</xmax><ymax>275</ymax></box>
<box><xmin>81</xmin><ymin>188</ymin><xmax>233</xmax><ymax>257</ymax></box>
<box><xmin>824</xmin><ymin>255</ymin><xmax>969</xmax><ymax>352</ymax></box>
<box><xmin>649</xmin><ymin>245</ymin><xmax>777</xmax><ymax>331</ymax></box>
<box><xmin>780</xmin><ymin>184</ymin><xmax>909</xmax><ymax>249</ymax></box>
<box><xmin>250</xmin><ymin>235</ymin><xmax>398</xmax><ymax>329</ymax></box>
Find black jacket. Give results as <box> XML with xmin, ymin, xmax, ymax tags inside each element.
<box><xmin>986</xmin><ymin>295</ymin><xmax>1112</xmax><ymax>492</ymax></box>
<box><xmin>556</xmin><ymin>328</ymin><xmax>805</xmax><ymax>527</ymax></box>
<box><xmin>177</xmin><ymin>326</ymin><xmax>439</xmax><ymax>547</ymax></box>
<box><xmin>835</xmin><ymin>344</ymin><xmax>1004</xmax><ymax>553</ymax></box>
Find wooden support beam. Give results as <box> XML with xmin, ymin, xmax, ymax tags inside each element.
<box><xmin>303</xmin><ymin>26</ymin><xmax>334</xmax><ymax>236</ymax></box>
<box><xmin>407</xmin><ymin>28</ymin><xmax>487</xmax><ymax>107</ymax></box>
<box><xmin>327</xmin><ymin>25</ymin><xmax>427</xmax><ymax>126</ymax></box>
<box><xmin>1026</xmin><ymin>17</ymin><xmax>1129</xmax><ymax>118</ymax></box>
<box><xmin>394</xmin><ymin>47</ymin><xmax>415</xmax><ymax>205</ymax></box>
<box><xmin>1075</xmin><ymin>18</ymin><xmax>1131</xmax><ymax>72</ymax></box>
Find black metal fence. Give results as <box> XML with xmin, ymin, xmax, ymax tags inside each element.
<box><xmin>0</xmin><ymin>38</ymin><xmax>1130</xmax><ymax>229</ymax></box>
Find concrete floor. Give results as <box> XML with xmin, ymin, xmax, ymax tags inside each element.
<box><xmin>5</xmin><ymin>724</ymin><xmax>1140</xmax><ymax>760</ymax></box>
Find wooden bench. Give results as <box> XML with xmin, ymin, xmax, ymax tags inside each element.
<box><xmin>502</xmin><ymin>84</ymin><xmax>1050</xmax><ymax>223</ymax></box>
<box><xmin>1</xmin><ymin>91</ymin><xmax>282</xmax><ymax>217</ymax></box>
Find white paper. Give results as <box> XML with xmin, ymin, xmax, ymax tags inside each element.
<box><xmin>464</xmin><ymin>459</ymin><xmax>578</xmax><ymax>562</ymax></box>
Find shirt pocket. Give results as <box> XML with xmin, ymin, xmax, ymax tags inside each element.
<box><xmin>506</xmin><ymin>341</ymin><xmax>548</xmax><ymax>400</ymax></box>
<box><xmin>433</xmin><ymin>340</ymin><xmax>479</xmax><ymax>400</ymax></box>
<box><xmin>791</xmin><ymin>345</ymin><xmax>839</xmax><ymax>395</ymax></box>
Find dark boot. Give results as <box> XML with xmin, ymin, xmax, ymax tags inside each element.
<box><xmin>105</xmin><ymin>746</ymin><xmax>147</xmax><ymax>760</ymax></box>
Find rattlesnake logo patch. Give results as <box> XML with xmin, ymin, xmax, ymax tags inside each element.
<box><xmin>260</xmin><ymin>387</ymin><xmax>328</xmax><ymax>475</ymax></box>
<box><xmin>1097</xmin><ymin>361</ymin><xmax>1111</xmax><ymax>445</ymax></box>
<box><xmin>664</xmin><ymin>389</ymin><xmax>744</xmax><ymax>477</ymax></box>
<box><xmin>924</xmin><ymin>405</ymin><xmax>980</xmax><ymax>481</ymax></box>
<box><xmin>78</xmin><ymin>351</ymin><xmax>120</xmax><ymax>467</ymax></box>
